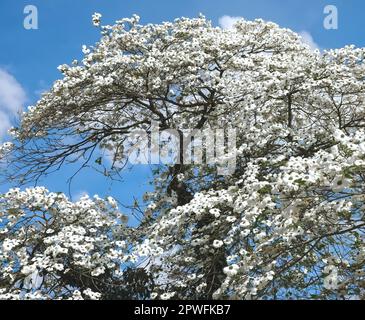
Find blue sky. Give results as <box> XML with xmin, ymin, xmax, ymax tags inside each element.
<box><xmin>0</xmin><ymin>0</ymin><xmax>364</xmax><ymax>223</ymax></box>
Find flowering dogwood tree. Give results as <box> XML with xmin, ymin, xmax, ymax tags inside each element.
<box><xmin>2</xmin><ymin>14</ymin><xmax>365</xmax><ymax>300</ymax></box>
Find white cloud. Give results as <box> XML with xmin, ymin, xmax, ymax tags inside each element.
<box><xmin>299</xmin><ymin>31</ymin><xmax>320</xmax><ymax>51</ymax></box>
<box><xmin>34</xmin><ymin>79</ymin><xmax>50</xmax><ymax>98</ymax></box>
<box><xmin>0</xmin><ymin>69</ymin><xmax>26</xmax><ymax>114</ymax></box>
<box><xmin>0</xmin><ymin>111</ymin><xmax>11</xmax><ymax>139</ymax></box>
<box><xmin>74</xmin><ymin>190</ymin><xmax>89</xmax><ymax>201</ymax></box>
<box><xmin>0</xmin><ymin>68</ymin><xmax>27</xmax><ymax>140</ymax></box>
<box><xmin>218</xmin><ymin>15</ymin><xmax>244</xmax><ymax>30</ymax></box>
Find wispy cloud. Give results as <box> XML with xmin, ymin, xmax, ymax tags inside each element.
<box><xmin>0</xmin><ymin>111</ymin><xmax>11</xmax><ymax>139</ymax></box>
<box><xmin>34</xmin><ymin>79</ymin><xmax>50</xmax><ymax>98</ymax></box>
<box><xmin>299</xmin><ymin>31</ymin><xmax>320</xmax><ymax>51</ymax></box>
<box><xmin>73</xmin><ymin>190</ymin><xmax>89</xmax><ymax>201</ymax></box>
<box><xmin>0</xmin><ymin>68</ymin><xmax>27</xmax><ymax>140</ymax></box>
<box><xmin>218</xmin><ymin>15</ymin><xmax>244</xmax><ymax>30</ymax></box>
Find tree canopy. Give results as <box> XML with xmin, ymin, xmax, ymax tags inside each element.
<box><xmin>1</xmin><ymin>14</ymin><xmax>365</xmax><ymax>300</ymax></box>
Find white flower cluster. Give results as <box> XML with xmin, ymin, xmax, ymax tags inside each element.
<box><xmin>0</xmin><ymin>142</ymin><xmax>14</xmax><ymax>159</ymax></box>
<box><xmin>92</xmin><ymin>13</ymin><xmax>102</xmax><ymax>27</ymax></box>
<box><xmin>0</xmin><ymin>187</ymin><xmax>134</xmax><ymax>300</ymax></box>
